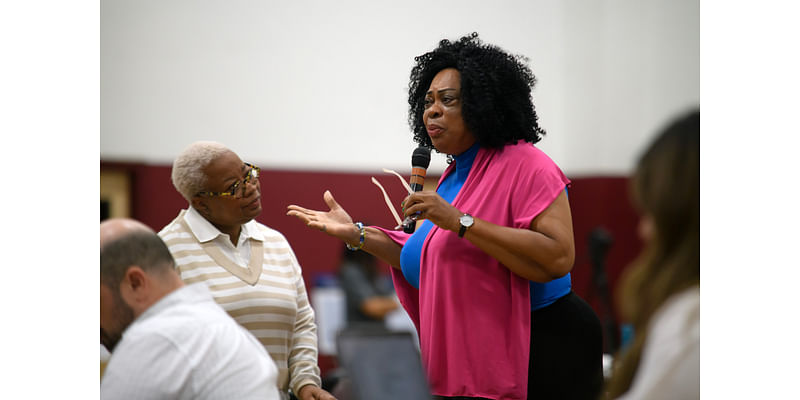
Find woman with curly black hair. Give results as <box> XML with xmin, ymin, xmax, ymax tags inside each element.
<box><xmin>289</xmin><ymin>33</ymin><xmax>601</xmax><ymax>399</ymax></box>
<box><xmin>406</xmin><ymin>33</ymin><xmax>545</xmax><ymax>150</ymax></box>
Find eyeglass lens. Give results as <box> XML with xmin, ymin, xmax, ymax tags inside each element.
<box><xmin>238</xmin><ymin>166</ymin><xmax>258</xmax><ymax>197</ymax></box>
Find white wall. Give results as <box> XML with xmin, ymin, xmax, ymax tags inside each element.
<box><xmin>101</xmin><ymin>0</ymin><xmax>698</xmax><ymax>176</ymax></box>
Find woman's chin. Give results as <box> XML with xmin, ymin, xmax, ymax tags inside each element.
<box><xmin>242</xmin><ymin>204</ymin><xmax>262</xmax><ymax>222</ymax></box>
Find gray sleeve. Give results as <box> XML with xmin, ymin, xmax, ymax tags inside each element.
<box><xmin>339</xmin><ymin>262</ymin><xmax>377</xmax><ymax>310</ymax></box>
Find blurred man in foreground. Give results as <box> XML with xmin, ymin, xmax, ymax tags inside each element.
<box><xmin>100</xmin><ymin>218</ymin><xmax>280</xmax><ymax>399</ymax></box>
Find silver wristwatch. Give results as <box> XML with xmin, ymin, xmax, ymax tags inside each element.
<box><xmin>458</xmin><ymin>213</ymin><xmax>474</xmax><ymax>238</ymax></box>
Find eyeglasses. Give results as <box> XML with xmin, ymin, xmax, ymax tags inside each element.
<box><xmin>196</xmin><ymin>163</ymin><xmax>261</xmax><ymax>199</ymax></box>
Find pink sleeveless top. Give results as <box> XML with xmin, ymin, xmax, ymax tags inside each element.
<box><xmin>376</xmin><ymin>141</ymin><xmax>570</xmax><ymax>399</ymax></box>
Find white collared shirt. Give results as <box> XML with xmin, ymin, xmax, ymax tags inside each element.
<box><xmin>183</xmin><ymin>206</ymin><xmax>264</xmax><ymax>265</ymax></box>
<box><xmin>100</xmin><ymin>284</ymin><xmax>280</xmax><ymax>399</ymax></box>
<box><xmin>617</xmin><ymin>286</ymin><xmax>700</xmax><ymax>400</ymax></box>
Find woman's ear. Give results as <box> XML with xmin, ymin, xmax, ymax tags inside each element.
<box><xmin>191</xmin><ymin>197</ymin><xmax>210</xmax><ymax>215</ymax></box>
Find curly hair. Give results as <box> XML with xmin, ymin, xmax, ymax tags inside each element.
<box><xmin>408</xmin><ymin>32</ymin><xmax>546</xmax><ymax>150</ymax></box>
<box><xmin>171</xmin><ymin>141</ymin><xmax>231</xmax><ymax>202</ymax></box>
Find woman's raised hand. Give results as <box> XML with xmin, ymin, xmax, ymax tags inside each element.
<box><xmin>402</xmin><ymin>190</ymin><xmax>462</xmax><ymax>233</ymax></box>
<box><xmin>287</xmin><ymin>190</ymin><xmax>358</xmax><ymax>242</ymax></box>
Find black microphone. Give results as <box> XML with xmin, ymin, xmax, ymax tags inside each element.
<box><xmin>402</xmin><ymin>146</ymin><xmax>432</xmax><ymax>233</ymax></box>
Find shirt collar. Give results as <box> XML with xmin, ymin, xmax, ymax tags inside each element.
<box><xmin>184</xmin><ymin>206</ymin><xmax>264</xmax><ymax>244</ymax></box>
<box><xmin>453</xmin><ymin>142</ymin><xmax>481</xmax><ymax>176</ymax></box>
<box><xmin>131</xmin><ymin>283</ymin><xmax>211</xmax><ymax>327</ymax></box>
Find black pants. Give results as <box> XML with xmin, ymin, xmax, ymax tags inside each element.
<box><xmin>528</xmin><ymin>291</ymin><xmax>604</xmax><ymax>399</ymax></box>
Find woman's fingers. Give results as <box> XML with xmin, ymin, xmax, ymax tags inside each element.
<box><xmin>286</xmin><ymin>205</ymin><xmax>315</xmax><ymax>216</ymax></box>
<box><xmin>287</xmin><ymin>191</ymin><xmax>355</xmax><ymax>238</ymax></box>
<box><xmin>289</xmin><ymin>190</ymin><xmax>339</xmax><ymax>216</ymax></box>
<box><xmin>286</xmin><ymin>208</ymin><xmax>312</xmax><ymax>220</ymax></box>
<box><xmin>323</xmin><ymin>190</ymin><xmax>340</xmax><ymax>211</ymax></box>
<box><xmin>403</xmin><ymin>192</ymin><xmax>431</xmax><ymax>217</ymax></box>
<box><xmin>402</xmin><ymin>191</ymin><xmax>461</xmax><ymax>231</ymax></box>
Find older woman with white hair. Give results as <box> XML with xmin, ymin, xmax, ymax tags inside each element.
<box><xmin>158</xmin><ymin>141</ymin><xmax>336</xmax><ymax>400</ymax></box>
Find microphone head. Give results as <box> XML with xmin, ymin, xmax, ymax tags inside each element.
<box><xmin>411</xmin><ymin>146</ymin><xmax>432</xmax><ymax>169</ymax></box>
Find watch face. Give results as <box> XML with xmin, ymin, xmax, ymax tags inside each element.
<box><xmin>460</xmin><ymin>214</ymin><xmax>474</xmax><ymax>227</ymax></box>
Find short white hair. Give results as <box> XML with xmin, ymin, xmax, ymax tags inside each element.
<box><xmin>171</xmin><ymin>141</ymin><xmax>232</xmax><ymax>202</ymax></box>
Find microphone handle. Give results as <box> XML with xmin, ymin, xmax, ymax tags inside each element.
<box><xmin>402</xmin><ymin>216</ymin><xmax>418</xmax><ymax>233</ymax></box>
<box><xmin>403</xmin><ymin>165</ymin><xmax>427</xmax><ymax>233</ymax></box>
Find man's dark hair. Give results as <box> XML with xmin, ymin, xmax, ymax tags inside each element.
<box><xmin>100</xmin><ymin>230</ymin><xmax>176</xmax><ymax>289</ymax></box>
<box><xmin>408</xmin><ymin>32</ymin><xmax>546</xmax><ymax>150</ymax></box>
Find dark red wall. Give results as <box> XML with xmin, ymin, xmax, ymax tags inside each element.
<box><xmin>101</xmin><ymin>161</ymin><xmax>641</xmax><ymax>339</ymax></box>
<box><xmin>567</xmin><ymin>177</ymin><xmax>643</xmax><ymax>342</ymax></box>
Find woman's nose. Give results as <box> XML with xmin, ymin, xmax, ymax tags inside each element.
<box><xmin>240</xmin><ymin>178</ymin><xmax>259</xmax><ymax>199</ymax></box>
<box><xmin>424</xmin><ymin>102</ymin><xmax>442</xmax><ymax>119</ymax></box>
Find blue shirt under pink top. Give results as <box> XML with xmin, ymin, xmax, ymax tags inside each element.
<box><xmin>375</xmin><ymin>140</ymin><xmax>570</xmax><ymax>399</ymax></box>
<box><xmin>399</xmin><ymin>143</ymin><xmax>572</xmax><ymax>311</ymax></box>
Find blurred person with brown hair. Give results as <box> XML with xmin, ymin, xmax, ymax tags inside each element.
<box><xmin>605</xmin><ymin>110</ymin><xmax>700</xmax><ymax>399</ymax></box>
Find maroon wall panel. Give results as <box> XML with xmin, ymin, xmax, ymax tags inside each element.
<box><xmin>566</xmin><ymin>177</ymin><xmax>642</xmax><ymax>332</ymax></box>
<box><xmin>101</xmin><ymin>162</ymin><xmax>642</xmax><ymax>329</ymax></box>
<box><xmin>101</xmin><ymin>162</ymin><xmax>414</xmax><ymax>286</ymax></box>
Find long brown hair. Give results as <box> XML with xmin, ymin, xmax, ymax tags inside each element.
<box><xmin>605</xmin><ymin>110</ymin><xmax>700</xmax><ymax>398</ymax></box>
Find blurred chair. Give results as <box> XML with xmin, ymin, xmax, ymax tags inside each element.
<box><xmin>334</xmin><ymin>328</ymin><xmax>431</xmax><ymax>400</ymax></box>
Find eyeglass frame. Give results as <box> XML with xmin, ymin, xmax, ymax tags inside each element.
<box><xmin>195</xmin><ymin>162</ymin><xmax>261</xmax><ymax>199</ymax></box>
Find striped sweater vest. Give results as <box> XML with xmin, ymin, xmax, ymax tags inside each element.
<box><xmin>158</xmin><ymin>210</ymin><xmax>320</xmax><ymax>398</ymax></box>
